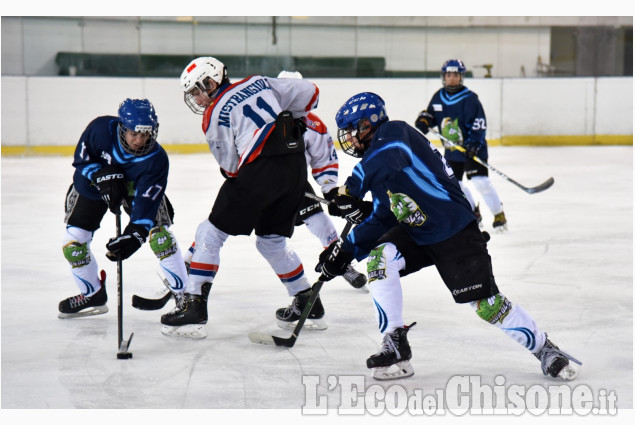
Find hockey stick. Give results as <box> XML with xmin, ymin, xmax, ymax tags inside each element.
<box><xmin>132</xmin><ymin>192</ymin><xmax>335</xmax><ymax>312</ymax></box>
<box><xmin>305</xmin><ymin>192</ymin><xmax>331</xmax><ymax>205</ymax></box>
<box><xmin>115</xmin><ymin>210</ymin><xmax>134</xmax><ymax>359</ymax></box>
<box><xmin>131</xmin><ymin>273</ymin><xmax>173</xmax><ymax>310</ymax></box>
<box><xmin>248</xmin><ymin>221</ymin><xmax>353</xmax><ymax>347</ymax></box>
<box><xmin>429</xmin><ymin>130</ymin><xmax>554</xmax><ymax>194</ymax></box>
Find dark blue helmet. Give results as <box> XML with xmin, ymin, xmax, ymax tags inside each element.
<box><xmin>441</xmin><ymin>59</ymin><xmax>466</xmax><ymax>94</ymax></box>
<box><xmin>117</xmin><ymin>98</ymin><xmax>159</xmax><ymax>155</ymax></box>
<box><xmin>335</xmin><ymin>92</ymin><xmax>388</xmax><ymax>157</ymax></box>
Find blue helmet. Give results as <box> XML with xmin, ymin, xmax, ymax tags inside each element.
<box><xmin>441</xmin><ymin>59</ymin><xmax>466</xmax><ymax>94</ymax></box>
<box><xmin>117</xmin><ymin>98</ymin><xmax>159</xmax><ymax>155</ymax></box>
<box><xmin>335</xmin><ymin>92</ymin><xmax>388</xmax><ymax>157</ymax></box>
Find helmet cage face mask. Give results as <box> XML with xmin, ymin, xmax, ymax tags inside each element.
<box><xmin>181</xmin><ymin>57</ymin><xmax>227</xmax><ymax>114</ymax></box>
<box><xmin>117</xmin><ymin>98</ymin><xmax>159</xmax><ymax>156</ymax></box>
<box><xmin>441</xmin><ymin>59</ymin><xmax>466</xmax><ymax>94</ymax></box>
<box><xmin>337</xmin><ymin>120</ymin><xmax>373</xmax><ymax>158</ymax></box>
<box><xmin>184</xmin><ymin>78</ymin><xmax>216</xmax><ymax>115</ymax></box>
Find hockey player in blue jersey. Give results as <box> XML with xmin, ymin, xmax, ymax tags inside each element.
<box><xmin>319</xmin><ymin>92</ymin><xmax>581</xmax><ymax>381</ymax></box>
<box><xmin>415</xmin><ymin>59</ymin><xmax>507</xmax><ymax>232</ymax></box>
<box><xmin>59</xmin><ymin>99</ymin><xmax>189</xmax><ymax>319</ymax></box>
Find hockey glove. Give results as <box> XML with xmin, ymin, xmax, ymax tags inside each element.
<box><xmin>415</xmin><ymin>110</ymin><xmax>435</xmax><ymax>134</ymax></box>
<box><xmin>464</xmin><ymin>139</ymin><xmax>481</xmax><ymax>159</ymax></box>
<box><xmin>328</xmin><ymin>194</ymin><xmax>373</xmax><ymax>224</ymax></box>
<box><xmin>106</xmin><ymin>223</ymin><xmax>149</xmax><ymax>261</ymax></box>
<box><xmin>323</xmin><ymin>187</ymin><xmax>339</xmax><ymax>202</ymax></box>
<box><xmin>315</xmin><ymin>239</ymin><xmax>354</xmax><ymax>281</ymax></box>
<box><xmin>94</xmin><ymin>165</ymin><xmax>126</xmax><ymax>213</ymax></box>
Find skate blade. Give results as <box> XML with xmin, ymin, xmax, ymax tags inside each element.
<box><xmin>58</xmin><ymin>305</ymin><xmax>109</xmax><ymax>319</ymax></box>
<box><xmin>276</xmin><ymin>318</ymin><xmax>328</xmax><ymax>331</ymax></box>
<box><xmin>557</xmin><ymin>364</ymin><xmax>578</xmax><ymax>380</ymax></box>
<box><xmin>493</xmin><ymin>225</ymin><xmax>508</xmax><ymax>234</ymax></box>
<box><xmin>370</xmin><ymin>360</ymin><xmax>414</xmax><ymax>380</ymax></box>
<box><xmin>161</xmin><ymin>324</ymin><xmax>207</xmax><ymax>339</ymax></box>
<box><xmin>357</xmin><ymin>285</ymin><xmax>370</xmax><ymax>293</ymax></box>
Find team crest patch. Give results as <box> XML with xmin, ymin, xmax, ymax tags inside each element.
<box><xmin>441</xmin><ymin>118</ymin><xmax>464</xmax><ymax>145</ymax></box>
<box><xmin>388</xmin><ymin>191</ymin><xmax>426</xmax><ymax>227</ymax></box>
<box><xmin>367</xmin><ymin>245</ymin><xmax>388</xmax><ymax>282</ymax></box>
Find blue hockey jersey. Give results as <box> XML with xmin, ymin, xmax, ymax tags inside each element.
<box><xmin>342</xmin><ymin>120</ymin><xmax>475</xmax><ymax>260</ymax></box>
<box><xmin>423</xmin><ymin>87</ymin><xmax>489</xmax><ymax>162</ymax></box>
<box><xmin>71</xmin><ymin>116</ymin><xmax>169</xmax><ymax>231</ymax></box>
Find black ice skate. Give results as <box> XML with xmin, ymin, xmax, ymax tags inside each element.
<box><xmin>492</xmin><ymin>211</ymin><xmax>508</xmax><ymax>233</ymax></box>
<box><xmin>474</xmin><ymin>203</ymin><xmax>483</xmax><ymax>228</ymax></box>
<box><xmin>276</xmin><ymin>287</ymin><xmax>327</xmax><ymax>330</ymax></box>
<box><xmin>367</xmin><ymin>322</ymin><xmax>417</xmax><ymax>380</ymax></box>
<box><xmin>534</xmin><ymin>335</ymin><xmax>582</xmax><ymax>380</ymax></box>
<box><xmin>160</xmin><ymin>282</ymin><xmax>212</xmax><ymax>339</ymax></box>
<box><xmin>58</xmin><ymin>270</ymin><xmax>108</xmax><ymax>319</ymax></box>
<box><xmin>343</xmin><ymin>264</ymin><xmax>368</xmax><ymax>290</ymax></box>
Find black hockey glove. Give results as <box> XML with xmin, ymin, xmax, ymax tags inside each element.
<box><xmin>328</xmin><ymin>194</ymin><xmax>373</xmax><ymax>224</ymax></box>
<box><xmin>415</xmin><ymin>110</ymin><xmax>434</xmax><ymax>134</ymax></box>
<box><xmin>94</xmin><ymin>165</ymin><xmax>126</xmax><ymax>213</ymax></box>
<box><xmin>323</xmin><ymin>187</ymin><xmax>339</xmax><ymax>202</ymax></box>
<box><xmin>105</xmin><ymin>223</ymin><xmax>148</xmax><ymax>261</ymax></box>
<box><xmin>315</xmin><ymin>239</ymin><xmax>354</xmax><ymax>281</ymax></box>
<box><xmin>464</xmin><ymin>140</ymin><xmax>481</xmax><ymax>159</ymax></box>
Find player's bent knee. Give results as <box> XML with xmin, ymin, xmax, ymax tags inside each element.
<box><xmin>367</xmin><ymin>243</ymin><xmax>400</xmax><ymax>283</ymax></box>
<box><xmin>471</xmin><ymin>293</ymin><xmax>512</xmax><ymax>324</ymax></box>
<box><xmin>149</xmin><ymin>225</ymin><xmax>178</xmax><ymax>259</ymax></box>
<box><xmin>62</xmin><ymin>226</ymin><xmax>93</xmax><ymax>267</ymax></box>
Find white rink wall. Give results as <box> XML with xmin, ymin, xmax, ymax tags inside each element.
<box><xmin>1</xmin><ymin>76</ymin><xmax>632</xmax><ymax>147</ymax></box>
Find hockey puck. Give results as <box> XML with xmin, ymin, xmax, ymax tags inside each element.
<box><xmin>117</xmin><ymin>352</ymin><xmax>133</xmax><ymax>359</ymax></box>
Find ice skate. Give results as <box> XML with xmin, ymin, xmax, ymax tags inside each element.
<box><xmin>534</xmin><ymin>335</ymin><xmax>582</xmax><ymax>380</ymax></box>
<box><xmin>276</xmin><ymin>287</ymin><xmax>327</xmax><ymax>330</ymax></box>
<box><xmin>160</xmin><ymin>282</ymin><xmax>211</xmax><ymax>339</ymax></box>
<box><xmin>474</xmin><ymin>203</ymin><xmax>483</xmax><ymax>228</ymax></box>
<box><xmin>492</xmin><ymin>211</ymin><xmax>508</xmax><ymax>233</ymax></box>
<box><xmin>343</xmin><ymin>264</ymin><xmax>368</xmax><ymax>290</ymax></box>
<box><xmin>58</xmin><ymin>270</ymin><xmax>108</xmax><ymax>319</ymax></box>
<box><xmin>367</xmin><ymin>322</ymin><xmax>417</xmax><ymax>380</ymax></box>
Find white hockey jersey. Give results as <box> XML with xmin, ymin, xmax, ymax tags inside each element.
<box><xmin>303</xmin><ymin>112</ymin><xmax>339</xmax><ymax>194</ymax></box>
<box><xmin>202</xmin><ymin>76</ymin><xmax>320</xmax><ymax>176</ymax></box>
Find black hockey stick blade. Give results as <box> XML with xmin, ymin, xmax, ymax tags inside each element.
<box><xmin>132</xmin><ymin>291</ymin><xmax>172</xmax><ymax>310</ymax></box>
<box><xmin>523</xmin><ymin>176</ymin><xmax>555</xmax><ymax>194</ymax></box>
<box><xmin>248</xmin><ymin>281</ymin><xmax>325</xmax><ymax>348</ymax></box>
<box><xmin>117</xmin><ymin>332</ymin><xmax>134</xmax><ymax>359</ymax></box>
<box><xmin>132</xmin><ymin>273</ymin><xmax>173</xmax><ymax>310</ymax></box>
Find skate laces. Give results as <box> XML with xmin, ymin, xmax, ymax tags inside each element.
<box><xmin>537</xmin><ymin>340</ymin><xmax>582</xmax><ymax>375</ymax></box>
<box><xmin>68</xmin><ymin>294</ymin><xmax>88</xmax><ymax>309</ymax></box>
<box><xmin>379</xmin><ymin>330</ymin><xmax>402</xmax><ymax>360</ymax></box>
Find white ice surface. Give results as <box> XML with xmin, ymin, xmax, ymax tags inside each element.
<box><xmin>1</xmin><ymin>146</ymin><xmax>633</xmax><ymax>421</ymax></box>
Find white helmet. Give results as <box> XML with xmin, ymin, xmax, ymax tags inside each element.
<box><xmin>180</xmin><ymin>56</ymin><xmax>227</xmax><ymax>114</ymax></box>
<box><xmin>277</xmin><ymin>70</ymin><xmax>303</xmax><ymax>79</ymax></box>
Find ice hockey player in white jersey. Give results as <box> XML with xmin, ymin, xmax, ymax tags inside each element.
<box><xmin>161</xmin><ymin>57</ymin><xmax>326</xmax><ymax>338</ymax></box>
<box><xmin>277</xmin><ymin>70</ymin><xmax>367</xmax><ymax>290</ymax></box>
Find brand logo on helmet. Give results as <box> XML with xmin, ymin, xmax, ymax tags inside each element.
<box><xmin>134</xmin><ymin>125</ymin><xmax>153</xmax><ymax>132</ymax></box>
<box><xmin>187</xmin><ymin>63</ymin><xmax>197</xmax><ymax>73</ymax></box>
